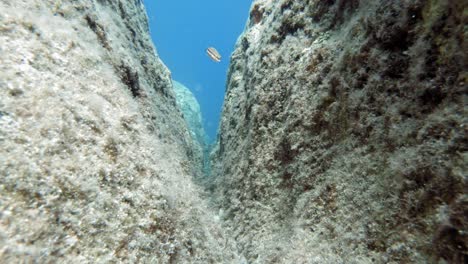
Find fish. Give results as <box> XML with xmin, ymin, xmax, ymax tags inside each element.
<box><xmin>206</xmin><ymin>47</ymin><xmax>221</xmax><ymax>62</ymax></box>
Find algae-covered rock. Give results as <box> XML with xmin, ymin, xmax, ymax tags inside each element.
<box><xmin>172</xmin><ymin>81</ymin><xmax>207</xmax><ymax>146</ymax></box>
<box><xmin>0</xmin><ymin>0</ymin><xmax>239</xmax><ymax>262</ymax></box>
<box><xmin>172</xmin><ymin>80</ymin><xmax>208</xmax><ymax>172</ymax></box>
<box><xmin>212</xmin><ymin>0</ymin><xmax>467</xmax><ymax>262</ymax></box>
<box><xmin>172</xmin><ymin>80</ymin><xmax>210</xmax><ymax>179</ymax></box>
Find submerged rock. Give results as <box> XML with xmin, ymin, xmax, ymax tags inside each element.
<box><xmin>172</xmin><ymin>80</ymin><xmax>209</xmax><ymax>178</ymax></box>
<box><xmin>0</xmin><ymin>0</ymin><xmax>239</xmax><ymax>262</ymax></box>
<box><xmin>212</xmin><ymin>0</ymin><xmax>467</xmax><ymax>263</ymax></box>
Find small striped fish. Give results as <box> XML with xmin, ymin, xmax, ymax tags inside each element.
<box><xmin>206</xmin><ymin>47</ymin><xmax>221</xmax><ymax>62</ymax></box>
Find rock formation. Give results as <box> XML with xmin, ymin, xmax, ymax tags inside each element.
<box><xmin>212</xmin><ymin>0</ymin><xmax>467</xmax><ymax>263</ymax></box>
<box><xmin>172</xmin><ymin>80</ymin><xmax>209</xmax><ymax>178</ymax></box>
<box><xmin>0</xmin><ymin>0</ymin><xmax>239</xmax><ymax>262</ymax></box>
<box><xmin>1</xmin><ymin>0</ymin><xmax>466</xmax><ymax>262</ymax></box>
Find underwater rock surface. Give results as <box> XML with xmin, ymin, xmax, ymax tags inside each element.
<box><xmin>0</xmin><ymin>0</ymin><xmax>239</xmax><ymax>262</ymax></box>
<box><xmin>212</xmin><ymin>0</ymin><xmax>467</xmax><ymax>263</ymax></box>
<box><xmin>172</xmin><ymin>80</ymin><xmax>208</xmax><ymax>178</ymax></box>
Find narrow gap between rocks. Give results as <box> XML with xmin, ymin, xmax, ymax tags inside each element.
<box><xmin>143</xmin><ymin>1</ymin><xmax>252</xmax><ymax>179</ymax></box>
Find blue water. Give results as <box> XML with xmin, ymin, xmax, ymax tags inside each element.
<box><xmin>143</xmin><ymin>1</ymin><xmax>252</xmax><ymax>142</ymax></box>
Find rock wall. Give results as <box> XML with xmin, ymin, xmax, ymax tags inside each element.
<box><xmin>213</xmin><ymin>0</ymin><xmax>467</xmax><ymax>263</ymax></box>
<box><xmin>172</xmin><ymin>80</ymin><xmax>209</xmax><ymax>178</ymax></box>
<box><xmin>0</xmin><ymin>0</ymin><xmax>239</xmax><ymax>262</ymax></box>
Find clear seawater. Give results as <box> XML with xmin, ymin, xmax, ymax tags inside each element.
<box><xmin>143</xmin><ymin>0</ymin><xmax>253</xmax><ymax>143</ymax></box>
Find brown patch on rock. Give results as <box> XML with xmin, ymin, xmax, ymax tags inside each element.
<box><xmin>250</xmin><ymin>4</ymin><xmax>264</xmax><ymax>25</ymax></box>
<box><xmin>433</xmin><ymin>198</ymin><xmax>468</xmax><ymax>263</ymax></box>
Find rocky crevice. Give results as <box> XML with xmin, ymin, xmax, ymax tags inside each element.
<box><xmin>1</xmin><ymin>0</ymin><xmax>466</xmax><ymax>263</ymax></box>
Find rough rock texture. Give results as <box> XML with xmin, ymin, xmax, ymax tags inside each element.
<box><xmin>0</xmin><ymin>0</ymin><xmax>239</xmax><ymax>262</ymax></box>
<box><xmin>212</xmin><ymin>0</ymin><xmax>467</xmax><ymax>263</ymax></box>
<box><xmin>172</xmin><ymin>80</ymin><xmax>209</xmax><ymax>178</ymax></box>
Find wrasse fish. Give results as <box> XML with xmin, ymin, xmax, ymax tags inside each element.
<box><xmin>206</xmin><ymin>47</ymin><xmax>221</xmax><ymax>62</ymax></box>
